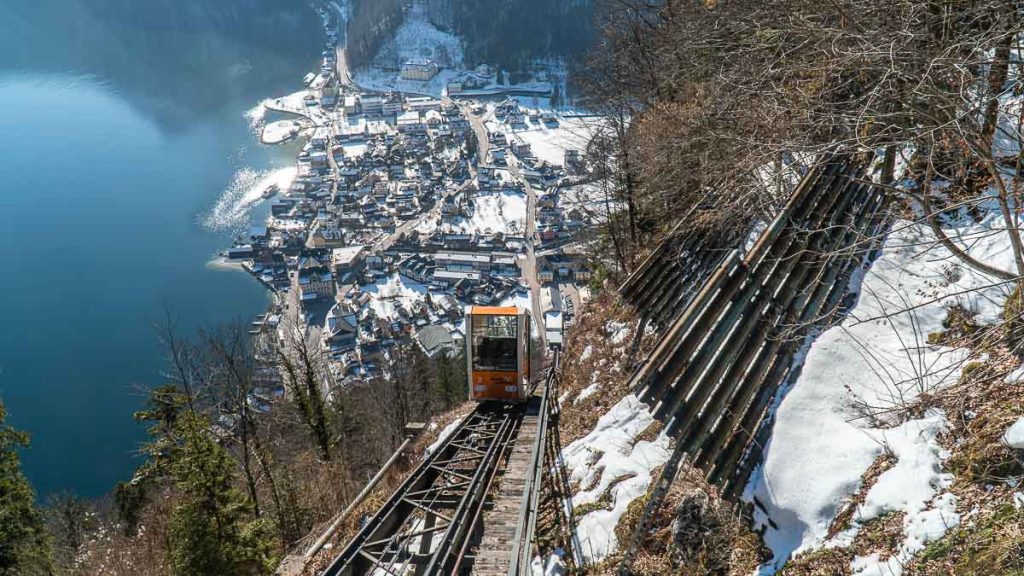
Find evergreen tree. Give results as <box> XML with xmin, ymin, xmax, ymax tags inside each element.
<box><xmin>166</xmin><ymin>414</ymin><xmax>274</xmax><ymax>576</ymax></box>
<box><xmin>0</xmin><ymin>401</ymin><xmax>53</xmax><ymax>576</ymax></box>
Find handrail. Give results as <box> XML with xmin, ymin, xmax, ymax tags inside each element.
<box><xmin>508</xmin><ymin>351</ymin><xmax>558</xmax><ymax>575</ymax></box>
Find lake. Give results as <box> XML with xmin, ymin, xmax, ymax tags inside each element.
<box><xmin>0</xmin><ymin>0</ymin><xmax>322</xmax><ymax>498</ymax></box>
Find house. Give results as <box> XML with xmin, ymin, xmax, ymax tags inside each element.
<box><xmin>511</xmin><ymin>140</ymin><xmax>532</xmax><ymax>158</ymax></box>
<box><xmin>400</xmin><ymin>58</ymin><xmax>439</xmax><ymax>81</ymax></box>
<box><xmin>297</xmin><ymin>256</ymin><xmax>334</xmax><ymax>301</ymax></box>
<box><xmin>397</xmin><ymin>111</ymin><xmax>425</xmax><ymax>134</ymax></box>
<box><xmin>432</xmin><ymin>269</ymin><xmax>481</xmax><ymax>287</ymax></box>
<box><xmin>538</xmin><ymin>267</ymin><xmax>555</xmax><ymax>283</ymax></box>
<box><xmin>399</xmin><ymin>254</ymin><xmax>434</xmax><ymax>283</ymax></box>
<box><xmin>306</xmin><ymin>225</ymin><xmax>346</xmax><ymax>250</ymax></box>
<box><xmin>323</xmin><ymin>303</ymin><xmax>358</xmax><ymax>355</ymax></box>
<box><xmin>343</xmin><ymin>94</ymin><xmax>359</xmax><ymax>116</ymax></box>
<box><xmin>331</xmin><ymin>245</ymin><xmax>366</xmax><ymax>280</ymax></box>
<box><xmin>407</xmin><ymin>97</ymin><xmax>442</xmax><ymax>113</ymax></box>
<box><xmin>490</xmin><ymin>253</ymin><xmax>519</xmax><ymax>276</ymax></box>
<box><xmin>436</xmin><ymin>251</ymin><xmax>491</xmax><ymax>274</ymax></box>
<box><xmin>227</xmin><ymin>245</ymin><xmax>255</xmax><ymax>260</ymax></box>
<box><xmin>382</xmin><ymin>94</ymin><xmax>404</xmax><ymax>117</ymax></box>
<box><xmin>361</xmin><ymin>94</ymin><xmax>383</xmax><ymax>116</ymax></box>
<box><xmin>415</xmin><ymin>325</ymin><xmax>456</xmax><ymax>358</ymax></box>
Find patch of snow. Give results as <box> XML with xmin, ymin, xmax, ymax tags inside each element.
<box><xmin>850</xmin><ymin>493</ymin><xmax>959</xmax><ymax>576</ymax></box>
<box><xmin>580</xmin><ymin>345</ymin><xmax>593</xmax><ymax>361</ymax></box>
<box><xmin>425</xmin><ymin>416</ymin><xmax>463</xmax><ymax>456</ymax></box>
<box><xmin>749</xmin><ymin>212</ymin><xmax>1021</xmax><ymax>572</ymax></box>
<box><xmin>744</xmin><ymin>220</ymin><xmax>768</xmax><ymax>254</ymax></box>
<box><xmin>574</xmin><ymin>373</ymin><xmax>601</xmax><ymax>405</ymax></box>
<box><xmin>376</xmin><ymin>4</ymin><xmax>463</xmax><ymax>70</ymax></box>
<box><xmin>1003</xmin><ymin>416</ymin><xmax>1024</xmax><ymax>449</ymax></box>
<box><xmin>562</xmin><ymin>395</ymin><xmax>670</xmax><ymax>562</ymax></box>
<box><xmin>606</xmin><ymin>321</ymin><xmax>630</xmax><ymax>346</ymax></box>
<box><xmin>1014</xmin><ymin>492</ymin><xmax>1024</xmax><ymax>509</ymax></box>
<box><xmin>1005</xmin><ymin>365</ymin><xmax>1024</xmax><ymax>383</ymax></box>
<box><xmin>449</xmin><ymin>190</ymin><xmax>527</xmax><ymax>235</ymax></box>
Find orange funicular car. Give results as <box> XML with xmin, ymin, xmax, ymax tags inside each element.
<box><xmin>466</xmin><ymin>306</ymin><xmax>531</xmax><ymax>403</ymax></box>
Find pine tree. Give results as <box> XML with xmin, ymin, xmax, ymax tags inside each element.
<box><xmin>166</xmin><ymin>414</ymin><xmax>274</xmax><ymax>576</ymax></box>
<box><xmin>0</xmin><ymin>401</ymin><xmax>53</xmax><ymax>576</ymax></box>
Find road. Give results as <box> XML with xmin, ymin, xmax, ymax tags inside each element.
<box><xmin>457</xmin><ymin>102</ymin><xmax>547</xmax><ymax>347</ymax></box>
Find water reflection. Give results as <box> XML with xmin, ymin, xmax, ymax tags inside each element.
<box><xmin>0</xmin><ymin>0</ymin><xmax>321</xmax><ymax>497</ymax></box>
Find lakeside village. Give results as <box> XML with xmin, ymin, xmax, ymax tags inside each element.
<box><xmin>227</xmin><ymin>31</ymin><xmax>596</xmax><ymax>392</ymax></box>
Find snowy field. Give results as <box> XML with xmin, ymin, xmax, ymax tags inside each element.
<box><xmin>375</xmin><ymin>4</ymin><xmax>463</xmax><ymax>70</ymax></box>
<box><xmin>448</xmin><ymin>190</ymin><xmax>527</xmax><ymax>235</ymax></box>
<box><xmin>361</xmin><ymin>273</ymin><xmax>429</xmax><ymax>322</ymax></box>
<box><xmin>512</xmin><ymin>117</ymin><xmax>597</xmax><ymax>166</ymax></box>
<box><xmin>748</xmin><ymin>210</ymin><xmax>1021</xmax><ymax>574</ymax></box>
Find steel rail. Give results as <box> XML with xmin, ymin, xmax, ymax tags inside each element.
<box><xmin>321</xmin><ymin>405</ymin><xmax>522</xmax><ymax>576</ymax></box>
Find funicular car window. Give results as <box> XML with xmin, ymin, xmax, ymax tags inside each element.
<box><xmin>471</xmin><ymin>314</ymin><xmax>518</xmax><ymax>371</ymax></box>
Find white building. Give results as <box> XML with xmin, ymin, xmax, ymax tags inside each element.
<box><xmin>400</xmin><ymin>58</ymin><xmax>440</xmax><ymax>81</ymax></box>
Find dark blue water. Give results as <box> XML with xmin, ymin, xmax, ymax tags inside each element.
<box><xmin>0</xmin><ymin>0</ymin><xmax>321</xmax><ymax>498</ymax></box>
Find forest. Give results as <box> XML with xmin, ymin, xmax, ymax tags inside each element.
<box><xmin>346</xmin><ymin>0</ymin><xmax>594</xmax><ymax>76</ymax></box>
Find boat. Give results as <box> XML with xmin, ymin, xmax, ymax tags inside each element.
<box><xmin>262</xmin><ymin>183</ymin><xmax>279</xmax><ymax>199</ymax></box>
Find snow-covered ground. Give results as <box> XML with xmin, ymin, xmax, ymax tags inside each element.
<box><xmin>376</xmin><ymin>3</ymin><xmax>463</xmax><ymax>70</ymax></box>
<box><xmin>484</xmin><ymin>108</ymin><xmax>596</xmax><ymax>161</ymax></box>
<box><xmin>448</xmin><ymin>190</ymin><xmax>527</xmax><ymax>235</ymax></box>
<box><xmin>748</xmin><ymin>211</ymin><xmax>1021</xmax><ymax>574</ymax></box>
<box><xmin>361</xmin><ymin>273</ymin><xmax>429</xmax><ymax>322</ymax></box>
<box><xmin>354</xmin><ymin>2</ymin><xmax>464</xmax><ymax>98</ymax></box>
<box><xmin>425</xmin><ymin>416</ymin><xmax>464</xmax><ymax>456</ymax></box>
<box><xmin>355</xmin><ymin>67</ymin><xmax>461</xmax><ymax>99</ymax></box>
<box><xmin>508</xmin><ymin>116</ymin><xmax>597</xmax><ymax>166</ymax></box>
<box><xmin>563</xmin><ymin>395</ymin><xmax>671</xmax><ymax>562</ymax></box>
<box><xmin>262</xmin><ymin>119</ymin><xmax>306</xmax><ymax>144</ymax></box>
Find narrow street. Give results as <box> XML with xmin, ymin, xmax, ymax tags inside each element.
<box><xmin>458</xmin><ymin>101</ymin><xmax>546</xmax><ymax>347</ymax></box>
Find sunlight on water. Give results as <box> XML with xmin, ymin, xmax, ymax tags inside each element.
<box><xmin>202</xmin><ymin>166</ymin><xmax>298</xmax><ymax>232</ymax></box>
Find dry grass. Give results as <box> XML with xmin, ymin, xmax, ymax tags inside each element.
<box><xmin>588</xmin><ymin>465</ymin><xmax>768</xmax><ymax>576</ymax></box>
<box><xmin>557</xmin><ymin>290</ymin><xmax>654</xmax><ymax>445</ymax></box>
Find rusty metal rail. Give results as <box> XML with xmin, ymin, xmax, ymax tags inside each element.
<box><xmin>618</xmin><ymin>155</ymin><xmax>892</xmax><ymax>574</ymax></box>
<box><xmin>321</xmin><ymin>406</ymin><xmax>520</xmax><ymax>576</ymax></box>
<box><xmin>322</xmin><ymin>360</ymin><xmax>563</xmax><ymax>576</ymax></box>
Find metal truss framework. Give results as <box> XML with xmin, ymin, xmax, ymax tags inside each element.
<box><xmin>322</xmin><ymin>406</ymin><xmax>522</xmax><ymax>576</ymax></box>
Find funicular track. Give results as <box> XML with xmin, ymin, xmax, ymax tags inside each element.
<box><xmin>323</xmin><ymin>357</ymin><xmax>561</xmax><ymax>576</ymax></box>
<box><xmin>618</xmin><ymin>155</ymin><xmax>892</xmax><ymax>573</ymax></box>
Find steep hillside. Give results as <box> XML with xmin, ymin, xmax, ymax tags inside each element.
<box><xmin>347</xmin><ymin>0</ymin><xmax>594</xmax><ymax>77</ymax></box>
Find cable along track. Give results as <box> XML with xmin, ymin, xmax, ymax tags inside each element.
<box><xmin>618</xmin><ymin>155</ymin><xmax>892</xmax><ymax>573</ymax></box>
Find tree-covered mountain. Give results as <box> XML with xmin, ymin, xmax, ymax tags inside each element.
<box><xmin>346</xmin><ymin>0</ymin><xmax>594</xmax><ymax>75</ymax></box>
<box><xmin>428</xmin><ymin>0</ymin><xmax>594</xmax><ymax>73</ymax></box>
